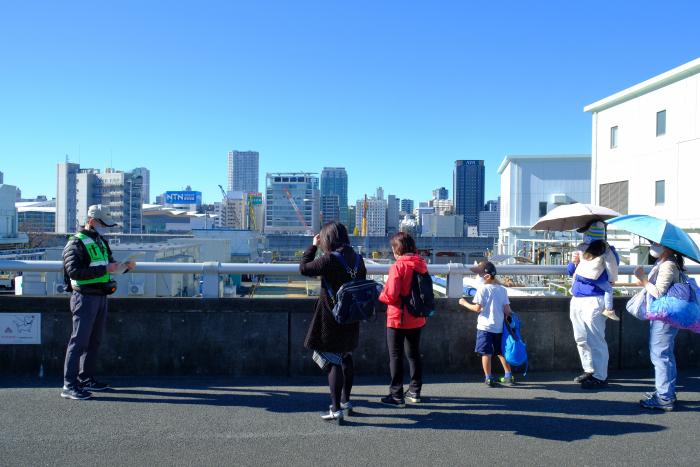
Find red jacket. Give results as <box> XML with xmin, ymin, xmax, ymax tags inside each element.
<box><xmin>379</xmin><ymin>254</ymin><xmax>428</xmax><ymax>329</ymax></box>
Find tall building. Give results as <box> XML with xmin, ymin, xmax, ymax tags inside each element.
<box><xmin>320</xmin><ymin>167</ymin><xmax>348</xmax><ymax>223</ymax></box>
<box><xmin>55</xmin><ymin>162</ymin><xmax>81</xmax><ymax>233</ymax></box>
<box><xmin>132</xmin><ymin>167</ymin><xmax>151</xmax><ymax>204</ymax></box>
<box><xmin>376</xmin><ymin>186</ymin><xmax>384</xmax><ymax>200</ymax></box>
<box><xmin>400</xmin><ymin>199</ymin><xmax>414</xmax><ymax>214</ymax></box>
<box><xmin>0</xmin><ymin>184</ymin><xmax>28</xmax><ymax>247</ymax></box>
<box><xmin>585</xmin><ymin>57</ymin><xmax>700</xmax><ymax>229</ymax></box>
<box><xmin>386</xmin><ymin>194</ymin><xmax>400</xmax><ymax>234</ymax></box>
<box><xmin>433</xmin><ymin>187</ymin><xmax>448</xmax><ymax>200</ymax></box>
<box><xmin>321</xmin><ymin>195</ymin><xmax>340</xmax><ymax>225</ymax></box>
<box><xmin>75</xmin><ymin>168</ymin><xmax>144</xmax><ymax>234</ymax></box>
<box><xmin>265</xmin><ymin>173</ymin><xmax>320</xmax><ymax>234</ymax></box>
<box><xmin>453</xmin><ymin>160</ymin><xmax>485</xmax><ymax>228</ymax></box>
<box><xmin>0</xmin><ymin>171</ymin><xmax>3</xmax><ymax>184</ymax></box>
<box><xmin>355</xmin><ymin>197</ymin><xmax>387</xmax><ymax>237</ymax></box>
<box><xmin>227</xmin><ymin>150</ymin><xmax>259</xmax><ymax>193</ymax></box>
<box><xmin>347</xmin><ymin>205</ymin><xmax>356</xmax><ymax>233</ymax></box>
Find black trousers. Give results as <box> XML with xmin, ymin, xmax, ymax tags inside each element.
<box><xmin>328</xmin><ymin>354</ymin><xmax>353</xmax><ymax>412</ymax></box>
<box><xmin>387</xmin><ymin>327</ymin><xmax>423</xmax><ymax>398</ymax></box>
<box><xmin>63</xmin><ymin>293</ymin><xmax>108</xmax><ymax>388</ymax></box>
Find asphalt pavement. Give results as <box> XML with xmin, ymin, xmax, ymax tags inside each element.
<box><xmin>2</xmin><ymin>370</ymin><xmax>699</xmax><ymax>466</ymax></box>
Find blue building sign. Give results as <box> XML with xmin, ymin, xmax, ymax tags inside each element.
<box><xmin>165</xmin><ymin>191</ymin><xmax>202</xmax><ymax>205</ymax></box>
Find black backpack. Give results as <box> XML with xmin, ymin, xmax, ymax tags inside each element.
<box><xmin>323</xmin><ymin>251</ymin><xmax>381</xmax><ymax>324</ymax></box>
<box><xmin>402</xmin><ymin>270</ymin><xmax>435</xmax><ymax>318</ymax></box>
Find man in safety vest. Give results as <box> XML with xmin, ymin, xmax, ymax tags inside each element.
<box><xmin>60</xmin><ymin>205</ymin><xmax>134</xmax><ymax>400</ymax></box>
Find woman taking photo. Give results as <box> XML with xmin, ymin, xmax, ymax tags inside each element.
<box><xmin>378</xmin><ymin>232</ymin><xmax>427</xmax><ymax>406</ymax></box>
<box><xmin>634</xmin><ymin>243</ymin><xmax>684</xmax><ymax>411</ymax></box>
<box><xmin>299</xmin><ymin>222</ymin><xmax>366</xmax><ymax>424</ymax></box>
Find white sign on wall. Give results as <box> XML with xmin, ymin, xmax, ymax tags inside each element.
<box><xmin>0</xmin><ymin>313</ymin><xmax>41</xmax><ymax>345</ymax></box>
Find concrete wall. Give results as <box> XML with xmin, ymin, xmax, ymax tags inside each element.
<box><xmin>1</xmin><ymin>297</ymin><xmax>699</xmax><ymax>377</ymax></box>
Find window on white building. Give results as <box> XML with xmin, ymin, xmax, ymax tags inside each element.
<box><xmin>655</xmin><ymin>180</ymin><xmax>665</xmax><ymax>205</ymax></box>
<box><xmin>539</xmin><ymin>202</ymin><xmax>548</xmax><ymax>217</ymax></box>
<box><xmin>656</xmin><ymin>110</ymin><xmax>666</xmax><ymax>136</ymax></box>
<box><xmin>610</xmin><ymin>126</ymin><xmax>618</xmax><ymax>148</ymax></box>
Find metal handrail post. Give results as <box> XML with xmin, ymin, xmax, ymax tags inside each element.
<box><xmin>201</xmin><ymin>262</ymin><xmax>220</xmax><ymax>298</ymax></box>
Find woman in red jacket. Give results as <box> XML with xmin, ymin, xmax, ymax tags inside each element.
<box><xmin>378</xmin><ymin>232</ymin><xmax>427</xmax><ymax>406</ymax></box>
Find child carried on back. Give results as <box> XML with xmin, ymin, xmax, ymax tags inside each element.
<box><xmin>573</xmin><ymin>239</ymin><xmax>619</xmax><ymax>321</ymax></box>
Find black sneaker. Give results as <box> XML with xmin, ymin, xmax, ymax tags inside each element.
<box><xmin>580</xmin><ymin>376</ymin><xmax>608</xmax><ymax>389</ymax></box>
<box><xmin>573</xmin><ymin>372</ymin><xmax>593</xmax><ymax>383</ymax></box>
<box><xmin>79</xmin><ymin>379</ymin><xmax>110</xmax><ymax>392</ymax></box>
<box><xmin>380</xmin><ymin>395</ymin><xmax>406</xmax><ymax>408</ymax></box>
<box><xmin>60</xmin><ymin>386</ymin><xmax>92</xmax><ymax>400</ymax></box>
<box><xmin>485</xmin><ymin>377</ymin><xmax>495</xmax><ymax>387</ymax></box>
<box><xmin>405</xmin><ymin>391</ymin><xmax>421</xmax><ymax>403</ymax></box>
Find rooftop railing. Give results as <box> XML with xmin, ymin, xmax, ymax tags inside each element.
<box><xmin>3</xmin><ymin>260</ymin><xmax>699</xmax><ymax>298</ymax></box>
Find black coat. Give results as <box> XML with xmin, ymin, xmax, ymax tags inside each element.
<box><xmin>299</xmin><ymin>244</ymin><xmax>367</xmax><ymax>353</ymax></box>
<box><xmin>62</xmin><ymin>229</ymin><xmax>115</xmax><ymax>295</ymax></box>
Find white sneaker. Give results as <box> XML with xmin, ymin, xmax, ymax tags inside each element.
<box><xmin>321</xmin><ymin>408</ymin><xmax>344</xmax><ymax>425</ymax></box>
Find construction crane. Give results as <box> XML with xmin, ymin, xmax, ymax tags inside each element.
<box><xmin>247</xmin><ymin>193</ymin><xmax>257</xmax><ymax>231</ymax></box>
<box><xmin>217</xmin><ymin>184</ymin><xmax>227</xmax><ymax>199</ymax></box>
<box><xmin>284</xmin><ymin>188</ymin><xmax>310</xmax><ymax>231</ymax></box>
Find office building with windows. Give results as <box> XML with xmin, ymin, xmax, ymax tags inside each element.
<box><xmin>320</xmin><ymin>167</ymin><xmax>348</xmax><ymax>223</ymax></box>
<box><xmin>585</xmin><ymin>57</ymin><xmax>700</xmax><ymax>230</ymax></box>
<box><xmin>265</xmin><ymin>173</ymin><xmax>320</xmax><ymax>235</ymax></box>
<box><xmin>453</xmin><ymin>160</ymin><xmax>485</xmax><ymax>229</ymax></box>
<box><xmin>355</xmin><ymin>197</ymin><xmax>387</xmax><ymax>237</ymax></box>
<box><xmin>227</xmin><ymin>150</ymin><xmax>259</xmax><ymax>193</ymax></box>
<box><xmin>400</xmin><ymin>199</ymin><xmax>414</xmax><ymax>215</ymax></box>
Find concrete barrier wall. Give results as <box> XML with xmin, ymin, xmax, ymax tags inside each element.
<box><xmin>1</xmin><ymin>296</ymin><xmax>699</xmax><ymax>377</ymax></box>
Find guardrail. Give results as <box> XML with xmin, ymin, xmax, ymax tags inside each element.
<box><xmin>2</xmin><ymin>260</ymin><xmax>699</xmax><ymax>298</ymax></box>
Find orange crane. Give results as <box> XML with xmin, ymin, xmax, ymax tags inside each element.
<box><xmin>361</xmin><ymin>194</ymin><xmax>368</xmax><ymax>236</ymax></box>
<box><xmin>284</xmin><ymin>188</ymin><xmax>310</xmax><ymax>230</ymax></box>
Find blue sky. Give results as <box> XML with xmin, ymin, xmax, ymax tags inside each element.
<box><xmin>1</xmin><ymin>1</ymin><xmax>699</xmax><ymax>205</ymax></box>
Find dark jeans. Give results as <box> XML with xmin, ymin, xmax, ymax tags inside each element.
<box><xmin>387</xmin><ymin>327</ymin><xmax>423</xmax><ymax>398</ymax></box>
<box><xmin>328</xmin><ymin>354</ymin><xmax>354</xmax><ymax>412</ymax></box>
<box><xmin>63</xmin><ymin>293</ymin><xmax>108</xmax><ymax>388</ymax></box>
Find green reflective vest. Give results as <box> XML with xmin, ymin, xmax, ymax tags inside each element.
<box><xmin>70</xmin><ymin>232</ymin><xmax>111</xmax><ymax>288</ymax></box>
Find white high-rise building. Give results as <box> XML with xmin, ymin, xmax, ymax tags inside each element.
<box><xmin>55</xmin><ymin>162</ymin><xmax>81</xmax><ymax>233</ymax></box>
<box><xmin>355</xmin><ymin>197</ymin><xmax>387</xmax><ymax>236</ymax></box>
<box><xmin>265</xmin><ymin>173</ymin><xmax>320</xmax><ymax>234</ymax></box>
<box><xmin>227</xmin><ymin>150</ymin><xmax>259</xmax><ymax>193</ymax></box>
<box><xmin>584</xmin><ymin>57</ymin><xmax>700</xmax><ymax>229</ymax></box>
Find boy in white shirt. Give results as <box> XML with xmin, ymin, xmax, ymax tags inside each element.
<box><xmin>459</xmin><ymin>261</ymin><xmax>514</xmax><ymax>386</ymax></box>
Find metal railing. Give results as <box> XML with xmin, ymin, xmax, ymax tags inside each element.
<box><xmin>2</xmin><ymin>260</ymin><xmax>699</xmax><ymax>298</ymax></box>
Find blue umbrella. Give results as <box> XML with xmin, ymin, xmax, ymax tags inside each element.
<box><xmin>606</xmin><ymin>214</ymin><xmax>700</xmax><ymax>263</ymax></box>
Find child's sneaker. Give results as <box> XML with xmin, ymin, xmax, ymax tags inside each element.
<box><xmin>484</xmin><ymin>377</ymin><xmax>495</xmax><ymax>387</ymax></box>
<box><xmin>602</xmin><ymin>309</ymin><xmax>620</xmax><ymax>321</ymax></box>
<box><xmin>405</xmin><ymin>391</ymin><xmax>421</xmax><ymax>403</ymax></box>
<box><xmin>380</xmin><ymin>395</ymin><xmax>406</xmax><ymax>408</ymax></box>
<box><xmin>499</xmin><ymin>375</ymin><xmax>515</xmax><ymax>386</ymax></box>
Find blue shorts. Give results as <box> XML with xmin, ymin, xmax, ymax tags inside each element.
<box><xmin>475</xmin><ymin>330</ymin><xmax>503</xmax><ymax>356</ymax></box>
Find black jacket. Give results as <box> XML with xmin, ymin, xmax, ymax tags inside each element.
<box><xmin>63</xmin><ymin>229</ymin><xmax>115</xmax><ymax>295</ymax></box>
<box><xmin>299</xmin><ymin>244</ymin><xmax>367</xmax><ymax>353</ymax></box>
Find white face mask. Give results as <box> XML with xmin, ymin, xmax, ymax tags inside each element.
<box><xmin>649</xmin><ymin>245</ymin><xmax>665</xmax><ymax>258</ymax></box>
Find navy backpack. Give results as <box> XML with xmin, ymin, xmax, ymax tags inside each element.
<box><xmin>323</xmin><ymin>252</ymin><xmax>381</xmax><ymax>324</ymax></box>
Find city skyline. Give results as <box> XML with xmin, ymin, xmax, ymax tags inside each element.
<box><xmin>2</xmin><ymin>2</ymin><xmax>700</xmax><ymax>205</ymax></box>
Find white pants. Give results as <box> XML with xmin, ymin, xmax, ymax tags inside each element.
<box><xmin>570</xmin><ymin>295</ymin><xmax>609</xmax><ymax>381</ymax></box>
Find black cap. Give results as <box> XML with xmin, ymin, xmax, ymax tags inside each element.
<box><xmin>470</xmin><ymin>261</ymin><xmax>497</xmax><ymax>276</ymax></box>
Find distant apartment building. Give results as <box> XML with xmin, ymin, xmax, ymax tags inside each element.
<box><xmin>218</xmin><ymin>191</ymin><xmax>248</xmax><ymax>230</ymax></box>
<box><xmin>478</xmin><ymin>198</ymin><xmax>500</xmax><ymax>238</ymax></box>
<box><xmin>498</xmin><ymin>154</ymin><xmax>591</xmax><ymax>256</ymax></box>
<box><xmin>347</xmin><ymin>205</ymin><xmax>356</xmax><ymax>233</ymax></box>
<box><xmin>355</xmin><ymin>197</ymin><xmax>387</xmax><ymax>236</ymax></box>
<box><xmin>421</xmin><ymin>214</ymin><xmax>464</xmax><ymax>237</ymax></box>
<box><xmin>321</xmin><ymin>167</ymin><xmax>348</xmax><ymax>224</ymax></box>
<box><xmin>400</xmin><ymin>199</ymin><xmax>414</xmax><ymax>214</ymax></box>
<box><xmin>265</xmin><ymin>173</ymin><xmax>320</xmax><ymax>234</ymax></box>
<box><xmin>453</xmin><ymin>160</ymin><xmax>485</xmax><ymax>229</ymax></box>
<box><xmin>0</xmin><ymin>171</ymin><xmax>3</xmax><ymax>184</ymax></box>
<box><xmin>75</xmin><ymin>168</ymin><xmax>144</xmax><ymax>234</ymax></box>
<box><xmin>584</xmin><ymin>57</ymin><xmax>700</xmax><ymax>230</ymax></box>
<box><xmin>55</xmin><ymin>162</ymin><xmax>81</xmax><ymax>233</ymax></box>
<box><xmin>429</xmin><ymin>198</ymin><xmax>454</xmax><ymax>215</ymax></box>
<box><xmin>432</xmin><ymin>187</ymin><xmax>448</xmax><ymax>200</ymax></box>
<box><xmin>386</xmin><ymin>194</ymin><xmax>400</xmax><ymax>235</ymax></box>
<box><xmin>227</xmin><ymin>150</ymin><xmax>259</xmax><ymax>193</ymax></box>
